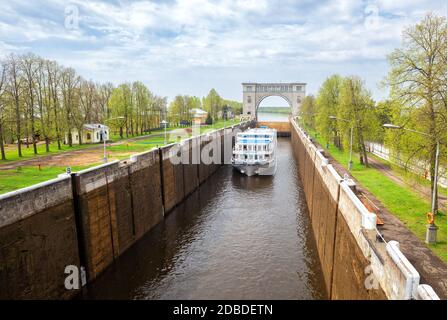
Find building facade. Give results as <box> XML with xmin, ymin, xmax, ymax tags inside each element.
<box><xmin>65</xmin><ymin>124</ymin><xmax>109</xmax><ymax>145</ymax></box>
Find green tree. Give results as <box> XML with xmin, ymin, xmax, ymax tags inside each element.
<box><xmin>338</xmin><ymin>76</ymin><xmax>379</xmax><ymax>166</ymax></box>
<box><xmin>315</xmin><ymin>75</ymin><xmax>343</xmax><ymax>145</ymax></box>
<box><xmin>387</xmin><ymin>12</ymin><xmax>447</xmax><ymax>213</ymax></box>
<box><xmin>203</xmin><ymin>89</ymin><xmax>221</xmax><ymax>119</ymax></box>
<box><xmin>109</xmin><ymin>84</ymin><xmax>132</xmax><ymax>138</ymax></box>
<box><xmin>300</xmin><ymin>95</ymin><xmax>316</xmax><ymax>130</ymax></box>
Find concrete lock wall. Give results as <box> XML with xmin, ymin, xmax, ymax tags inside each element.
<box><xmin>290</xmin><ymin>119</ymin><xmax>440</xmax><ymax>300</ymax></box>
<box><xmin>0</xmin><ymin>121</ymin><xmax>252</xmax><ymax>299</ymax></box>
<box><xmin>257</xmin><ymin>121</ymin><xmax>291</xmax><ymax>136</ymax></box>
<box><xmin>0</xmin><ymin>177</ymin><xmax>80</xmax><ymax>299</ymax></box>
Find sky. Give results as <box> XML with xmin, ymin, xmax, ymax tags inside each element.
<box><xmin>1</xmin><ymin>0</ymin><xmax>447</xmax><ymax>105</ymax></box>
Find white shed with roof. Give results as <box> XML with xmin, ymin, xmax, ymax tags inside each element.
<box><xmin>65</xmin><ymin>124</ymin><xmax>109</xmax><ymax>145</ymax></box>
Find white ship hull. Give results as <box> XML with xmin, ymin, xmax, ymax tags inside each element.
<box><xmin>233</xmin><ymin>160</ymin><xmax>277</xmax><ymax>177</ymax></box>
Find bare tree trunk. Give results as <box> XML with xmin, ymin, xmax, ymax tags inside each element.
<box><xmin>24</xmin><ymin>106</ymin><xmax>30</xmax><ymax>148</ymax></box>
<box><xmin>31</xmin><ymin>112</ymin><xmax>37</xmax><ymax>154</ymax></box>
<box><xmin>14</xmin><ymin>96</ymin><xmax>22</xmax><ymax>157</ymax></box>
<box><xmin>0</xmin><ymin>122</ymin><xmax>5</xmax><ymax>160</ymax></box>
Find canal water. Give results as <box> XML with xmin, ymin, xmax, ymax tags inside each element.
<box><xmin>257</xmin><ymin>112</ymin><xmax>290</xmax><ymax>122</ymax></box>
<box><xmin>83</xmin><ymin>138</ymin><xmax>327</xmax><ymax>299</ymax></box>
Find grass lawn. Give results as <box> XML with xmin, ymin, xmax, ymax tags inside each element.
<box><xmin>1</xmin><ymin>119</ymin><xmax>242</xmax><ymax>164</ymax></box>
<box><xmin>0</xmin><ymin>165</ymin><xmax>96</xmax><ymax>195</ymax></box>
<box><xmin>1</xmin><ymin>142</ymin><xmax>94</xmax><ymax>163</ymax></box>
<box><xmin>0</xmin><ymin>119</ymin><xmax>243</xmax><ymax>195</ymax></box>
<box><xmin>306</xmin><ymin>128</ymin><xmax>447</xmax><ymax>263</ymax></box>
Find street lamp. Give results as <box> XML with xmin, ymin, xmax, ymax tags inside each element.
<box><xmin>330</xmin><ymin>116</ymin><xmax>354</xmax><ymax>170</ymax></box>
<box><xmin>103</xmin><ymin>116</ymin><xmax>125</xmax><ymax>163</ymax></box>
<box><xmin>383</xmin><ymin>123</ymin><xmax>440</xmax><ymax>244</ymax></box>
<box><xmin>161</xmin><ymin>120</ymin><xmax>168</xmax><ymax>145</ymax></box>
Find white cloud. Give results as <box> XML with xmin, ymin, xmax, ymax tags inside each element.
<box><xmin>1</xmin><ymin>0</ymin><xmax>447</xmax><ymax>101</ymax></box>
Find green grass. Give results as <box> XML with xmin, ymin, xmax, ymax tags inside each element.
<box><xmin>382</xmin><ymin>157</ymin><xmax>447</xmax><ymax>198</ymax></box>
<box><xmin>0</xmin><ymin>119</ymin><xmax>243</xmax><ymax>195</ymax></box>
<box><xmin>1</xmin><ymin>120</ymin><xmax>242</xmax><ymax>164</ymax></box>
<box><xmin>306</xmin><ymin>128</ymin><xmax>447</xmax><ymax>263</ymax></box>
<box><xmin>0</xmin><ymin>165</ymin><xmax>96</xmax><ymax>195</ymax></box>
<box><xmin>0</xmin><ymin>142</ymin><xmax>94</xmax><ymax>163</ymax></box>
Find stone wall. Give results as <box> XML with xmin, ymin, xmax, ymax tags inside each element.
<box><xmin>291</xmin><ymin>119</ymin><xmax>439</xmax><ymax>300</ymax></box>
<box><xmin>0</xmin><ymin>177</ymin><xmax>80</xmax><ymax>299</ymax></box>
<box><xmin>0</xmin><ymin>121</ymin><xmax>254</xmax><ymax>299</ymax></box>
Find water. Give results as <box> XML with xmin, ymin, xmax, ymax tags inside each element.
<box><xmin>257</xmin><ymin>112</ymin><xmax>290</xmax><ymax>122</ymax></box>
<box><xmin>82</xmin><ymin>138</ymin><xmax>327</xmax><ymax>299</ymax></box>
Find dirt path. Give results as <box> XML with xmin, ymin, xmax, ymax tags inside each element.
<box><xmin>368</xmin><ymin>156</ymin><xmax>447</xmax><ymax>212</ymax></box>
<box><xmin>0</xmin><ymin>133</ymin><xmax>164</xmax><ymax>170</ymax></box>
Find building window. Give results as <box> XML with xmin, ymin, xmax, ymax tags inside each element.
<box><xmin>296</xmin><ymin>85</ymin><xmax>302</xmax><ymax>92</ymax></box>
<box><xmin>297</xmin><ymin>96</ymin><xmax>302</xmax><ymax>103</ymax></box>
<box><xmin>87</xmin><ymin>133</ymin><xmax>91</xmax><ymax>140</ymax></box>
<box><xmin>247</xmin><ymin>96</ymin><xmax>252</xmax><ymax>103</ymax></box>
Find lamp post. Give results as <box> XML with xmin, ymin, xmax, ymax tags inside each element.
<box><xmin>161</xmin><ymin>120</ymin><xmax>168</xmax><ymax>145</ymax></box>
<box><xmin>103</xmin><ymin>116</ymin><xmax>125</xmax><ymax>163</ymax></box>
<box><xmin>383</xmin><ymin>123</ymin><xmax>440</xmax><ymax>244</ymax></box>
<box><xmin>330</xmin><ymin>116</ymin><xmax>353</xmax><ymax>171</ymax></box>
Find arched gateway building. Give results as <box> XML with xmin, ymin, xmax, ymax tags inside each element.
<box><xmin>242</xmin><ymin>82</ymin><xmax>306</xmax><ymax>118</ymax></box>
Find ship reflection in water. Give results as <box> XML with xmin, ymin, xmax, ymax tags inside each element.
<box><xmin>82</xmin><ymin>138</ymin><xmax>327</xmax><ymax>300</ymax></box>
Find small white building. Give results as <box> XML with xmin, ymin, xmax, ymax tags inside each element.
<box><xmin>189</xmin><ymin>108</ymin><xmax>208</xmax><ymax>125</ymax></box>
<box><xmin>65</xmin><ymin>124</ymin><xmax>110</xmax><ymax>145</ymax></box>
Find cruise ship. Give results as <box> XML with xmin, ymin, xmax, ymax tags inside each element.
<box><xmin>231</xmin><ymin>127</ymin><xmax>277</xmax><ymax>176</ymax></box>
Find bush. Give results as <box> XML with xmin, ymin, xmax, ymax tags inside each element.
<box><xmin>205</xmin><ymin>113</ymin><xmax>213</xmax><ymax>125</ymax></box>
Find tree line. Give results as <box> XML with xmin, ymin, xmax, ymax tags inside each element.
<box><xmin>300</xmin><ymin>13</ymin><xmax>447</xmax><ymax>213</ymax></box>
<box><xmin>168</xmin><ymin>88</ymin><xmax>242</xmax><ymax>126</ymax></box>
<box><xmin>0</xmin><ymin>53</ymin><xmax>169</xmax><ymax>159</ymax></box>
<box><xmin>0</xmin><ymin>53</ymin><xmax>242</xmax><ymax>160</ymax></box>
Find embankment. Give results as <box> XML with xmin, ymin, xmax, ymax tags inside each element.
<box><xmin>291</xmin><ymin>119</ymin><xmax>440</xmax><ymax>300</ymax></box>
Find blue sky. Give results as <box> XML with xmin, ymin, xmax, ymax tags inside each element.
<box><xmin>1</xmin><ymin>0</ymin><xmax>447</xmax><ymax>104</ymax></box>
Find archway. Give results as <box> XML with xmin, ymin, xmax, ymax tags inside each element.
<box><xmin>256</xmin><ymin>95</ymin><xmax>291</xmax><ymax>122</ymax></box>
<box><xmin>242</xmin><ymin>82</ymin><xmax>306</xmax><ymax>118</ymax></box>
